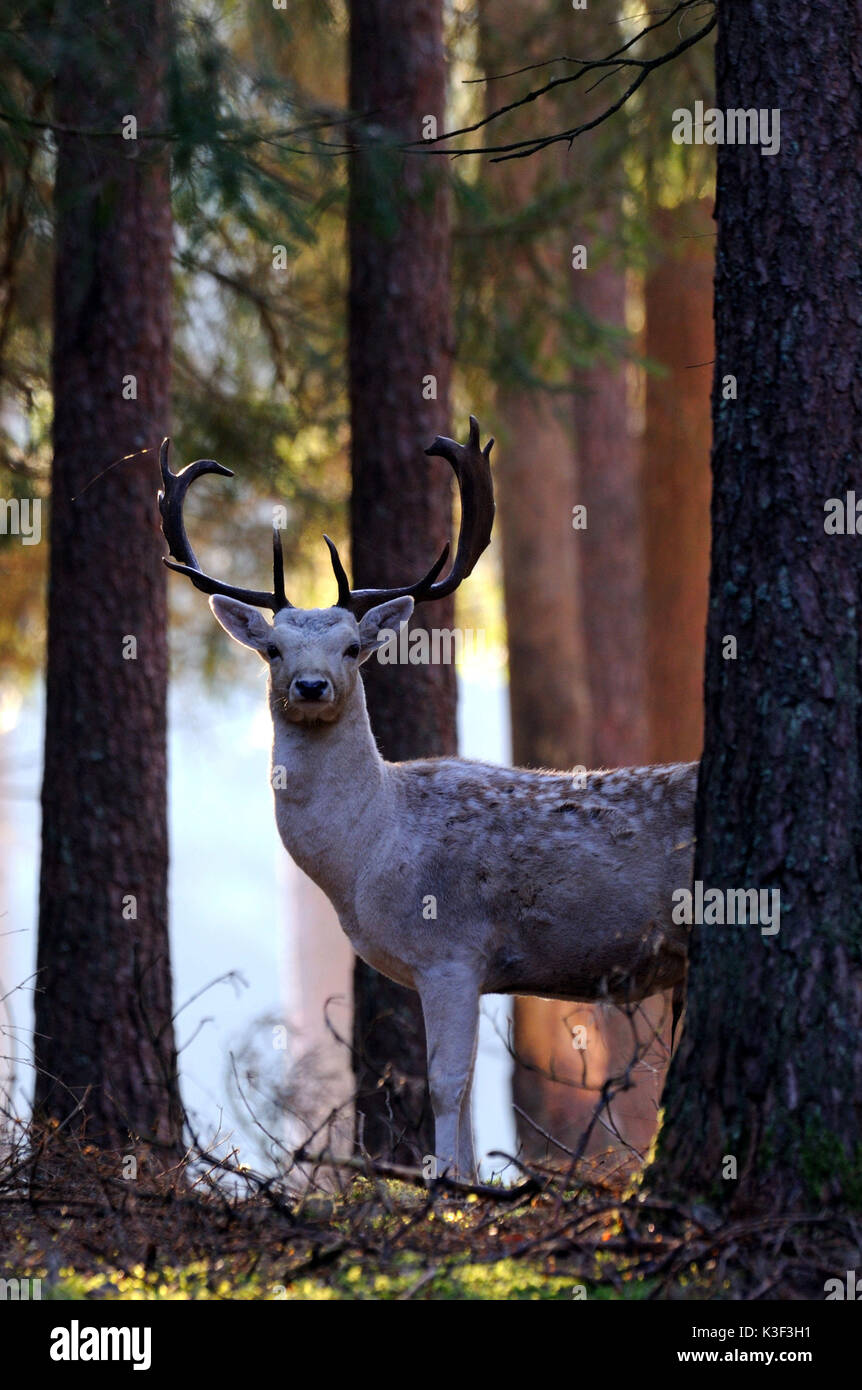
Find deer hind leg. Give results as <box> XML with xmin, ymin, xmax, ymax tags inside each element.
<box><xmin>457</xmin><ymin>1011</ymin><xmax>480</xmax><ymax>1178</ymax></box>
<box><xmin>417</xmin><ymin>966</ymin><xmax>479</xmax><ymax>1182</ymax></box>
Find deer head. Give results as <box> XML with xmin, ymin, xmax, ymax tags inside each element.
<box><xmin>158</xmin><ymin>418</ymin><xmax>495</xmax><ymax>725</ymax></box>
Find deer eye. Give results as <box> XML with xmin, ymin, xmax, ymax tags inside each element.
<box><xmin>344</xmin><ymin>643</ymin><xmax>360</xmax><ymax>659</ymax></box>
<box><xmin>266</xmin><ymin>643</ymin><xmax>281</xmax><ymax>661</ymax></box>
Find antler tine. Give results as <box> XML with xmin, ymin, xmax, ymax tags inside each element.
<box><xmin>422</xmin><ymin>414</ymin><xmax>495</xmax><ymax>600</ymax></box>
<box><xmin>272</xmin><ymin>522</ymin><xmax>288</xmax><ymax>611</ymax></box>
<box><xmin>328</xmin><ymin>416</ymin><xmax>495</xmax><ymax>617</ymax></box>
<box><xmin>323</xmin><ymin>535</ymin><xmax>353</xmax><ymax>609</ymax></box>
<box><xmin>158</xmin><ymin>438</ymin><xmax>293</xmax><ymax>612</ymax></box>
<box><xmin>327</xmin><ymin>538</ymin><xmax>451</xmax><ymax>615</ymax></box>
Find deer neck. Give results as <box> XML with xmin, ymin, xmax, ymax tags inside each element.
<box><xmin>269</xmin><ymin>677</ymin><xmax>388</xmax><ymax>910</ymax></box>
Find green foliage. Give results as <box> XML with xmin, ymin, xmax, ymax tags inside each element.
<box><xmin>39</xmin><ymin>1255</ymin><xmax>577</xmax><ymax>1301</ymax></box>
<box><xmin>0</xmin><ymin>0</ymin><xmax>717</xmax><ymax>684</ymax></box>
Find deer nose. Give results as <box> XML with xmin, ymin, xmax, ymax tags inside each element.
<box><xmin>295</xmin><ymin>678</ymin><xmax>328</xmax><ymax>701</ymax></box>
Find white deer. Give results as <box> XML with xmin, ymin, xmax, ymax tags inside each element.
<box><xmin>158</xmin><ymin>421</ymin><xmax>694</xmax><ymax>1180</ymax></box>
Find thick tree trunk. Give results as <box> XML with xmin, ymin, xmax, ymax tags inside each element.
<box><xmin>652</xmin><ymin>1</ymin><xmax>862</xmax><ymax>1212</ymax></box>
<box><xmin>644</xmin><ymin>200</ymin><xmax>713</xmax><ymax>765</ymax></box>
<box><xmin>348</xmin><ymin>0</ymin><xmax>452</xmax><ymax>1163</ymax></box>
<box><xmin>34</xmin><ymin>0</ymin><xmax>180</xmax><ymax>1157</ymax></box>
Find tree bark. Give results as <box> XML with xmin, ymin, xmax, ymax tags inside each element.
<box><xmin>35</xmin><ymin>0</ymin><xmax>180</xmax><ymax>1158</ymax></box>
<box><xmin>348</xmin><ymin>0</ymin><xmax>452</xmax><ymax>1163</ymax></box>
<box><xmin>652</xmin><ymin>0</ymin><xmax>862</xmax><ymax>1212</ymax></box>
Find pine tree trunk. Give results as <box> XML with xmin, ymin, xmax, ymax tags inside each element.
<box><xmin>652</xmin><ymin>0</ymin><xmax>862</xmax><ymax>1212</ymax></box>
<box><xmin>34</xmin><ymin>0</ymin><xmax>180</xmax><ymax>1158</ymax></box>
<box><xmin>576</xmin><ymin>242</ymin><xmax>648</xmax><ymax>773</ymax></box>
<box><xmin>644</xmin><ymin>200</ymin><xmax>712</xmax><ymax>765</ymax></box>
<box><xmin>348</xmin><ymin>0</ymin><xmax>452</xmax><ymax>1163</ymax></box>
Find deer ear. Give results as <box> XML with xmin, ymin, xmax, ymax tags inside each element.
<box><xmin>357</xmin><ymin>596</ymin><xmax>414</xmax><ymax>662</ymax></box>
<box><xmin>210</xmin><ymin>596</ymin><xmax>272</xmax><ymax>655</ymax></box>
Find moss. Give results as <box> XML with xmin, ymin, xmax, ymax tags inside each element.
<box><xmin>798</xmin><ymin>1117</ymin><xmax>862</xmax><ymax>1209</ymax></box>
<box><xmin>34</xmin><ymin>1256</ymin><xmax>577</xmax><ymax>1302</ymax></box>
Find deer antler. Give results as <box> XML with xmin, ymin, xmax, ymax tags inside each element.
<box><xmin>325</xmin><ymin>415</ymin><xmax>495</xmax><ymax>617</ymax></box>
<box><xmin>158</xmin><ymin>417</ymin><xmax>494</xmax><ymax>616</ymax></box>
<box><xmin>158</xmin><ymin>439</ymin><xmax>291</xmax><ymax>612</ymax></box>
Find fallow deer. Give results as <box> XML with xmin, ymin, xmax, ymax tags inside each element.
<box><xmin>158</xmin><ymin>420</ymin><xmax>694</xmax><ymax>1179</ymax></box>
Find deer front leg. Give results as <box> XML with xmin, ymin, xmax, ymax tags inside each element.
<box><xmin>417</xmin><ymin>967</ymin><xmax>479</xmax><ymax>1182</ymax></box>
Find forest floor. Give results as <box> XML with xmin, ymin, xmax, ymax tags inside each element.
<box><xmin>0</xmin><ymin>1125</ymin><xmax>857</xmax><ymax>1300</ymax></box>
